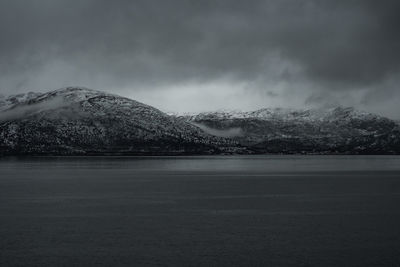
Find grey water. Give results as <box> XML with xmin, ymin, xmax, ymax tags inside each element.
<box><xmin>1</xmin><ymin>156</ymin><xmax>400</xmax><ymax>266</ymax></box>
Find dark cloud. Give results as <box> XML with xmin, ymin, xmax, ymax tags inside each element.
<box><xmin>0</xmin><ymin>0</ymin><xmax>399</xmax><ymax>117</ymax></box>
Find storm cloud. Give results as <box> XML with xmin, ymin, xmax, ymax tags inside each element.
<box><xmin>0</xmin><ymin>0</ymin><xmax>399</xmax><ymax>117</ymax></box>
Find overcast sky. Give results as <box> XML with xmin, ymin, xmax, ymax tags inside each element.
<box><xmin>0</xmin><ymin>0</ymin><xmax>399</xmax><ymax>118</ymax></box>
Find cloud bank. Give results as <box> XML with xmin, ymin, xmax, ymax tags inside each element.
<box><xmin>0</xmin><ymin>0</ymin><xmax>399</xmax><ymax>118</ymax></box>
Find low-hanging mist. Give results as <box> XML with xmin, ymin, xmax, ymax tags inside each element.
<box><xmin>190</xmin><ymin>122</ymin><xmax>244</xmax><ymax>138</ymax></box>
<box><xmin>0</xmin><ymin>1</ymin><xmax>399</xmax><ymax>119</ymax></box>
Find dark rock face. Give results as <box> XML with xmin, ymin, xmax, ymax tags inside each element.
<box><xmin>0</xmin><ymin>87</ymin><xmax>238</xmax><ymax>155</ymax></box>
<box><xmin>184</xmin><ymin>108</ymin><xmax>400</xmax><ymax>154</ymax></box>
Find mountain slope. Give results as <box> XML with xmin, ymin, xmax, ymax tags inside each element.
<box><xmin>183</xmin><ymin>108</ymin><xmax>400</xmax><ymax>154</ymax></box>
<box><xmin>1</xmin><ymin>88</ymin><xmax>399</xmax><ymax>155</ymax></box>
<box><xmin>0</xmin><ymin>87</ymin><xmax>238</xmax><ymax>155</ymax></box>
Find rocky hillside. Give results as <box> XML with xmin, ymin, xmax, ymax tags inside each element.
<box><xmin>0</xmin><ymin>87</ymin><xmax>239</xmax><ymax>155</ymax></box>
<box><xmin>1</xmin><ymin>88</ymin><xmax>399</xmax><ymax>155</ymax></box>
<box><xmin>183</xmin><ymin>108</ymin><xmax>400</xmax><ymax>154</ymax></box>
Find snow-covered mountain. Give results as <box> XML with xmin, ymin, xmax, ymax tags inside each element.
<box><xmin>0</xmin><ymin>87</ymin><xmax>238</xmax><ymax>155</ymax></box>
<box><xmin>183</xmin><ymin>108</ymin><xmax>400</xmax><ymax>154</ymax></box>
<box><xmin>1</xmin><ymin>87</ymin><xmax>399</xmax><ymax>155</ymax></box>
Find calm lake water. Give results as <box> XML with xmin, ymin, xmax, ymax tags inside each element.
<box><xmin>1</xmin><ymin>156</ymin><xmax>400</xmax><ymax>266</ymax></box>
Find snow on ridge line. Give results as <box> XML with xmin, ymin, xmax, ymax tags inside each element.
<box><xmin>188</xmin><ymin>106</ymin><xmax>381</xmax><ymax>121</ymax></box>
<box><xmin>0</xmin><ymin>87</ymin><xmax>172</xmax><ymax>123</ymax></box>
<box><xmin>0</xmin><ymin>87</ymin><xmax>382</xmax><ymax>122</ymax></box>
<box><xmin>0</xmin><ymin>87</ymin><xmax>150</xmax><ymax>109</ymax></box>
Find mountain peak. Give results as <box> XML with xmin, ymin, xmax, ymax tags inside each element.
<box><xmin>51</xmin><ymin>86</ymin><xmax>113</xmax><ymax>97</ymax></box>
<box><xmin>36</xmin><ymin>87</ymin><xmax>112</xmax><ymax>102</ymax></box>
<box><xmin>0</xmin><ymin>87</ymin><xmax>237</xmax><ymax>155</ymax></box>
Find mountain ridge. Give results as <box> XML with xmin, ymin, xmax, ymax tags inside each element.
<box><xmin>183</xmin><ymin>107</ymin><xmax>400</xmax><ymax>154</ymax></box>
<box><xmin>0</xmin><ymin>87</ymin><xmax>240</xmax><ymax>155</ymax></box>
<box><xmin>0</xmin><ymin>87</ymin><xmax>399</xmax><ymax>155</ymax></box>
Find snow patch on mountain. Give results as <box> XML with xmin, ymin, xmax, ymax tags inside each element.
<box><xmin>0</xmin><ymin>87</ymin><xmax>241</xmax><ymax>155</ymax></box>
<box><xmin>185</xmin><ymin>107</ymin><xmax>379</xmax><ymax>122</ymax></box>
<box><xmin>183</xmin><ymin>107</ymin><xmax>400</xmax><ymax>154</ymax></box>
<box><xmin>1</xmin><ymin>87</ymin><xmax>399</xmax><ymax>155</ymax></box>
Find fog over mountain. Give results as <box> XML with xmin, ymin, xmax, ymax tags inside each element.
<box><xmin>1</xmin><ymin>87</ymin><xmax>399</xmax><ymax>155</ymax></box>
<box><xmin>0</xmin><ymin>1</ymin><xmax>399</xmax><ymax>118</ymax></box>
